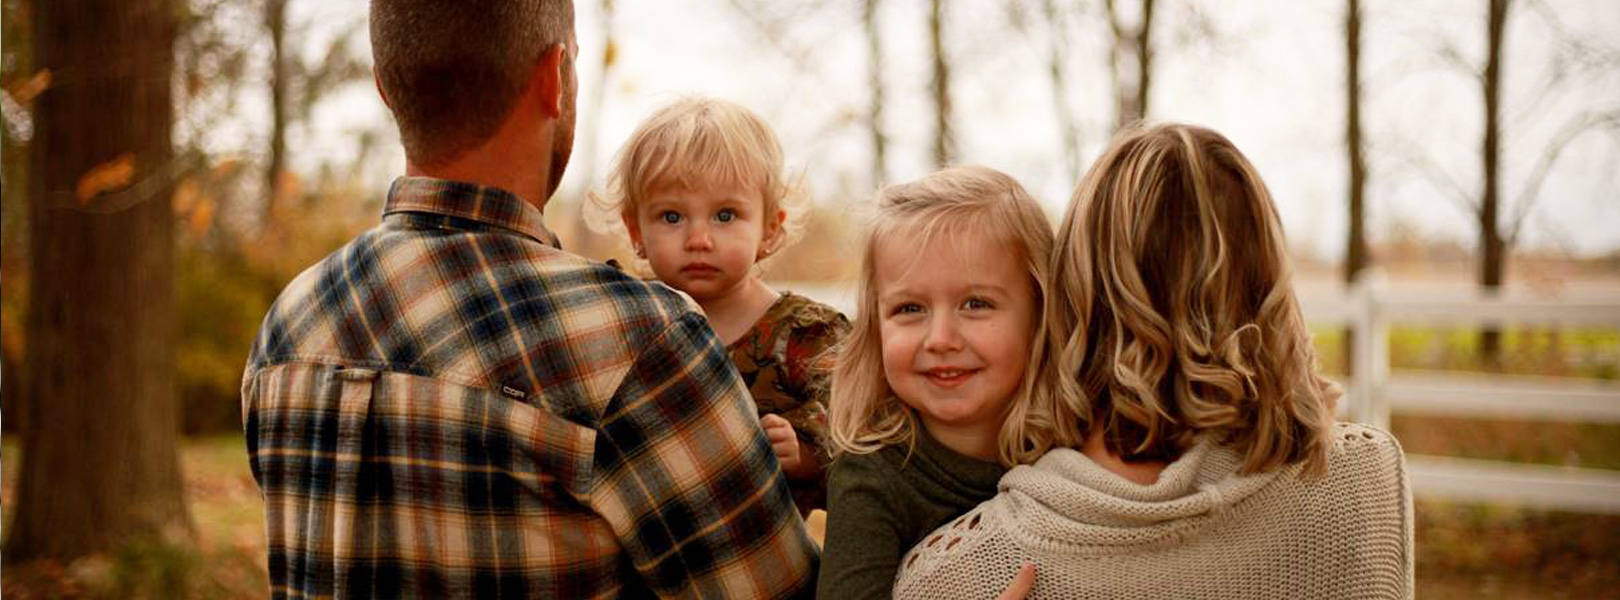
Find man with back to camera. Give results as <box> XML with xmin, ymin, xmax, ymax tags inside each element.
<box><xmin>239</xmin><ymin>0</ymin><xmax>818</xmax><ymax>596</ymax></box>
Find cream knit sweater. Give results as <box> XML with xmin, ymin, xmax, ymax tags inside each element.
<box><xmin>892</xmin><ymin>422</ymin><xmax>1413</xmax><ymax>599</ymax></box>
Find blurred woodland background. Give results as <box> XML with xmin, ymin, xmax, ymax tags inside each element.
<box><xmin>2</xmin><ymin>0</ymin><xmax>1618</xmax><ymax>597</ymax></box>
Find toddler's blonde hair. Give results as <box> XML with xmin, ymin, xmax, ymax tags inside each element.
<box><xmin>828</xmin><ymin>165</ymin><xmax>1058</xmax><ymax>467</ymax></box>
<box><xmin>1044</xmin><ymin>123</ymin><xmax>1339</xmax><ymax>476</ymax></box>
<box><xmin>590</xmin><ymin>96</ymin><xmax>807</xmax><ymax>258</ymax></box>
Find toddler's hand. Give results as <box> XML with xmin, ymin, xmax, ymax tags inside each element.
<box><xmin>760</xmin><ymin>414</ymin><xmax>804</xmax><ymax>475</ymax></box>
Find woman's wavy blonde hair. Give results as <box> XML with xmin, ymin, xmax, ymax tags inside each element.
<box><xmin>829</xmin><ymin>165</ymin><xmax>1059</xmax><ymax>467</ymax></box>
<box><xmin>1043</xmin><ymin>123</ymin><xmax>1338</xmax><ymax>476</ymax></box>
<box><xmin>588</xmin><ymin>96</ymin><xmax>808</xmax><ymax>261</ymax></box>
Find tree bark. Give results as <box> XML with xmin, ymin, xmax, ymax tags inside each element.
<box><xmin>1480</xmin><ymin>0</ymin><xmax>1508</xmax><ymax>367</ymax></box>
<box><xmin>5</xmin><ymin>0</ymin><xmax>191</xmax><ymax>563</ymax></box>
<box><xmin>1343</xmin><ymin>0</ymin><xmax>1367</xmax><ymax>375</ymax></box>
<box><xmin>928</xmin><ymin>0</ymin><xmax>952</xmax><ymax>167</ymax></box>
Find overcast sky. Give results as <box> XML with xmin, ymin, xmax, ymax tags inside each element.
<box><xmin>274</xmin><ymin>0</ymin><xmax>1620</xmax><ymax>261</ymax></box>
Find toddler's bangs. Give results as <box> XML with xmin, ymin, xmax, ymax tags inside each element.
<box><xmin>627</xmin><ymin>117</ymin><xmax>774</xmax><ymax>209</ymax></box>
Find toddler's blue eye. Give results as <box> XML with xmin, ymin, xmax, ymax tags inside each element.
<box><xmin>964</xmin><ymin>298</ymin><xmax>994</xmax><ymax>310</ymax></box>
<box><xmin>660</xmin><ymin>211</ymin><xmax>682</xmax><ymax>224</ymax></box>
<box><xmin>893</xmin><ymin>303</ymin><xmax>923</xmax><ymax>315</ymax></box>
<box><xmin>716</xmin><ymin>209</ymin><xmax>735</xmax><ymax>223</ymax></box>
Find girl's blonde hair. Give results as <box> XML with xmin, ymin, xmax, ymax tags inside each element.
<box><xmin>829</xmin><ymin>165</ymin><xmax>1058</xmax><ymax>467</ymax></box>
<box><xmin>590</xmin><ymin>96</ymin><xmax>807</xmax><ymax>258</ymax></box>
<box><xmin>1043</xmin><ymin>123</ymin><xmax>1338</xmax><ymax>476</ymax></box>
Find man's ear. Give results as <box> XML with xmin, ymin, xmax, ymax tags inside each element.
<box><xmin>374</xmin><ymin>70</ymin><xmax>391</xmax><ymax>110</ymax></box>
<box><xmin>536</xmin><ymin>43</ymin><xmax>567</xmax><ymax>118</ymax></box>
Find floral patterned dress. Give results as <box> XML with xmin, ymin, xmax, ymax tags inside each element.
<box><xmin>727</xmin><ymin>292</ymin><xmax>851</xmax><ymax>516</ymax></box>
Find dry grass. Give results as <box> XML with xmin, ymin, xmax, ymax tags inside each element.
<box><xmin>1</xmin><ymin>436</ymin><xmax>267</xmax><ymax>599</ymax></box>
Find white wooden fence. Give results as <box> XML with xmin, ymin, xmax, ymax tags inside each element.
<box><xmin>1304</xmin><ymin>278</ymin><xmax>1620</xmax><ymax>515</ymax></box>
<box><xmin>785</xmin><ymin>279</ymin><xmax>1620</xmax><ymax>514</ymax></box>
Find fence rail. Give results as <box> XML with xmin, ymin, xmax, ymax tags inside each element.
<box><xmin>1381</xmin><ymin>371</ymin><xmax>1620</xmax><ymax>424</ymax></box>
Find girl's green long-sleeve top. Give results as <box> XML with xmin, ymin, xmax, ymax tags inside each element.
<box><xmin>816</xmin><ymin>428</ymin><xmax>1007</xmax><ymax>600</ymax></box>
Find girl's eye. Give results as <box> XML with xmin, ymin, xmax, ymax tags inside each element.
<box><xmin>659</xmin><ymin>211</ymin><xmax>682</xmax><ymax>224</ymax></box>
<box><xmin>963</xmin><ymin>298</ymin><xmax>994</xmax><ymax>311</ymax></box>
<box><xmin>715</xmin><ymin>209</ymin><xmax>736</xmax><ymax>223</ymax></box>
<box><xmin>891</xmin><ymin>303</ymin><xmax>923</xmax><ymax>316</ymax></box>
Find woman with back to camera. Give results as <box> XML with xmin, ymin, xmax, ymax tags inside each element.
<box><xmin>891</xmin><ymin>123</ymin><xmax>1414</xmax><ymax>599</ymax></box>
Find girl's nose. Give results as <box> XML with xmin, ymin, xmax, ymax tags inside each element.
<box><xmin>685</xmin><ymin>223</ymin><xmax>713</xmax><ymax>251</ymax></box>
<box><xmin>922</xmin><ymin>315</ymin><xmax>965</xmax><ymax>353</ymax></box>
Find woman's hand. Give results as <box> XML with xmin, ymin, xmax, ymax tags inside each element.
<box><xmin>995</xmin><ymin>563</ymin><xmax>1037</xmax><ymax>600</ymax></box>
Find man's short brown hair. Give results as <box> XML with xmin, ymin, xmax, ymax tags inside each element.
<box><xmin>371</xmin><ymin>0</ymin><xmax>574</xmax><ymax>167</ymax></box>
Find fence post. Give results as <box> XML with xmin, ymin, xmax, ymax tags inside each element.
<box><xmin>1350</xmin><ymin>271</ymin><xmax>1390</xmax><ymax>429</ymax></box>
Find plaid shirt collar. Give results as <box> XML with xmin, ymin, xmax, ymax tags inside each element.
<box><xmin>383</xmin><ymin>176</ymin><xmax>562</xmax><ymax>248</ymax></box>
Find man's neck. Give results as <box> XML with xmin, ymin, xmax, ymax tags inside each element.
<box><xmin>403</xmin><ymin>96</ymin><xmax>558</xmax><ymax>213</ymax></box>
<box><xmin>407</xmin><ymin>150</ymin><xmax>551</xmax><ymax>213</ymax></box>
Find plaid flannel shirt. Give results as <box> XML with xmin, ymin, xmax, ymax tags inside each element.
<box><xmin>242</xmin><ymin>177</ymin><xmax>818</xmax><ymax>599</ymax></box>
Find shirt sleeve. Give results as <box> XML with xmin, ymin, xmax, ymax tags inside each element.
<box><xmin>817</xmin><ymin>454</ymin><xmax>907</xmax><ymax>600</ymax></box>
<box><xmin>591</xmin><ymin>311</ymin><xmax>818</xmax><ymax>599</ymax></box>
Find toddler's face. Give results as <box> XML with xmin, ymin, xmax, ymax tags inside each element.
<box><xmin>874</xmin><ymin>227</ymin><xmax>1035</xmax><ymax>455</ymax></box>
<box><xmin>628</xmin><ymin>178</ymin><xmax>780</xmax><ymax>303</ymax></box>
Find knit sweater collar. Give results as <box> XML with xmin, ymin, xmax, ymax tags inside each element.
<box><xmin>997</xmin><ymin>437</ymin><xmax>1288</xmax><ymax>550</ymax></box>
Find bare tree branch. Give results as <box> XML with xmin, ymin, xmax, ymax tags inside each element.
<box><xmin>1433</xmin><ymin>40</ymin><xmax>1483</xmax><ymax>83</ymax></box>
<box><xmin>1389</xmin><ymin>144</ymin><xmax>1478</xmax><ymax>214</ymax></box>
<box><xmin>1505</xmin><ymin>110</ymin><xmax>1620</xmax><ymax>246</ymax></box>
<box><xmin>724</xmin><ymin>0</ymin><xmax>844</xmax><ymax>91</ymax></box>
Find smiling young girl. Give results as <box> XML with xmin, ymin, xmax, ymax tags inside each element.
<box><xmin>818</xmin><ymin>166</ymin><xmax>1056</xmax><ymax>599</ymax></box>
<box><xmin>597</xmin><ymin>96</ymin><xmax>849</xmax><ymax>515</ymax></box>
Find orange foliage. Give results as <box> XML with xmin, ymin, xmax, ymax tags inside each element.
<box><xmin>74</xmin><ymin>152</ymin><xmax>136</xmax><ymax>205</ymax></box>
<box><xmin>3</xmin><ymin>69</ymin><xmax>52</xmax><ymax>105</ymax></box>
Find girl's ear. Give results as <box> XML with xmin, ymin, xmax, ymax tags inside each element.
<box><xmin>760</xmin><ymin>207</ymin><xmax>788</xmax><ymax>259</ymax></box>
<box><xmin>622</xmin><ymin>211</ymin><xmax>645</xmax><ymax>255</ymax></box>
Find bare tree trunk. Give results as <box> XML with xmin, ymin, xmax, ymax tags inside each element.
<box><xmin>1343</xmin><ymin>0</ymin><xmax>1367</xmax><ymax>375</ymax></box>
<box><xmin>5</xmin><ymin>0</ymin><xmax>191</xmax><ymax>563</ymax></box>
<box><xmin>1135</xmin><ymin>0</ymin><xmax>1156</xmax><ymax>124</ymax></box>
<box><xmin>928</xmin><ymin>0</ymin><xmax>952</xmax><ymax>167</ymax></box>
<box><xmin>1105</xmin><ymin>0</ymin><xmax>1126</xmax><ymax>129</ymax></box>
<box><xmin>864</xmin><ymin>0</ymin><xmax>888</xmax><ymax>186</ymax></box>
<box><xmin>1480</xmin><ymin>0</ymin><xmax>1508</xmax><ymax>367</ymax></box>
<box><xmin>1106</xmin><ymin>0</ymin><xmax>1156</xmax><ymax>130</ymax></box>
<box><xmin>1043</xmin><ymin>0</ymin><xmax>1080</xmax><ymax>184</ymax></box>
<box><xmin>265</xmin><ymin>0</ymin><xmax>288</xmax><ymax>226</ymax></box>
